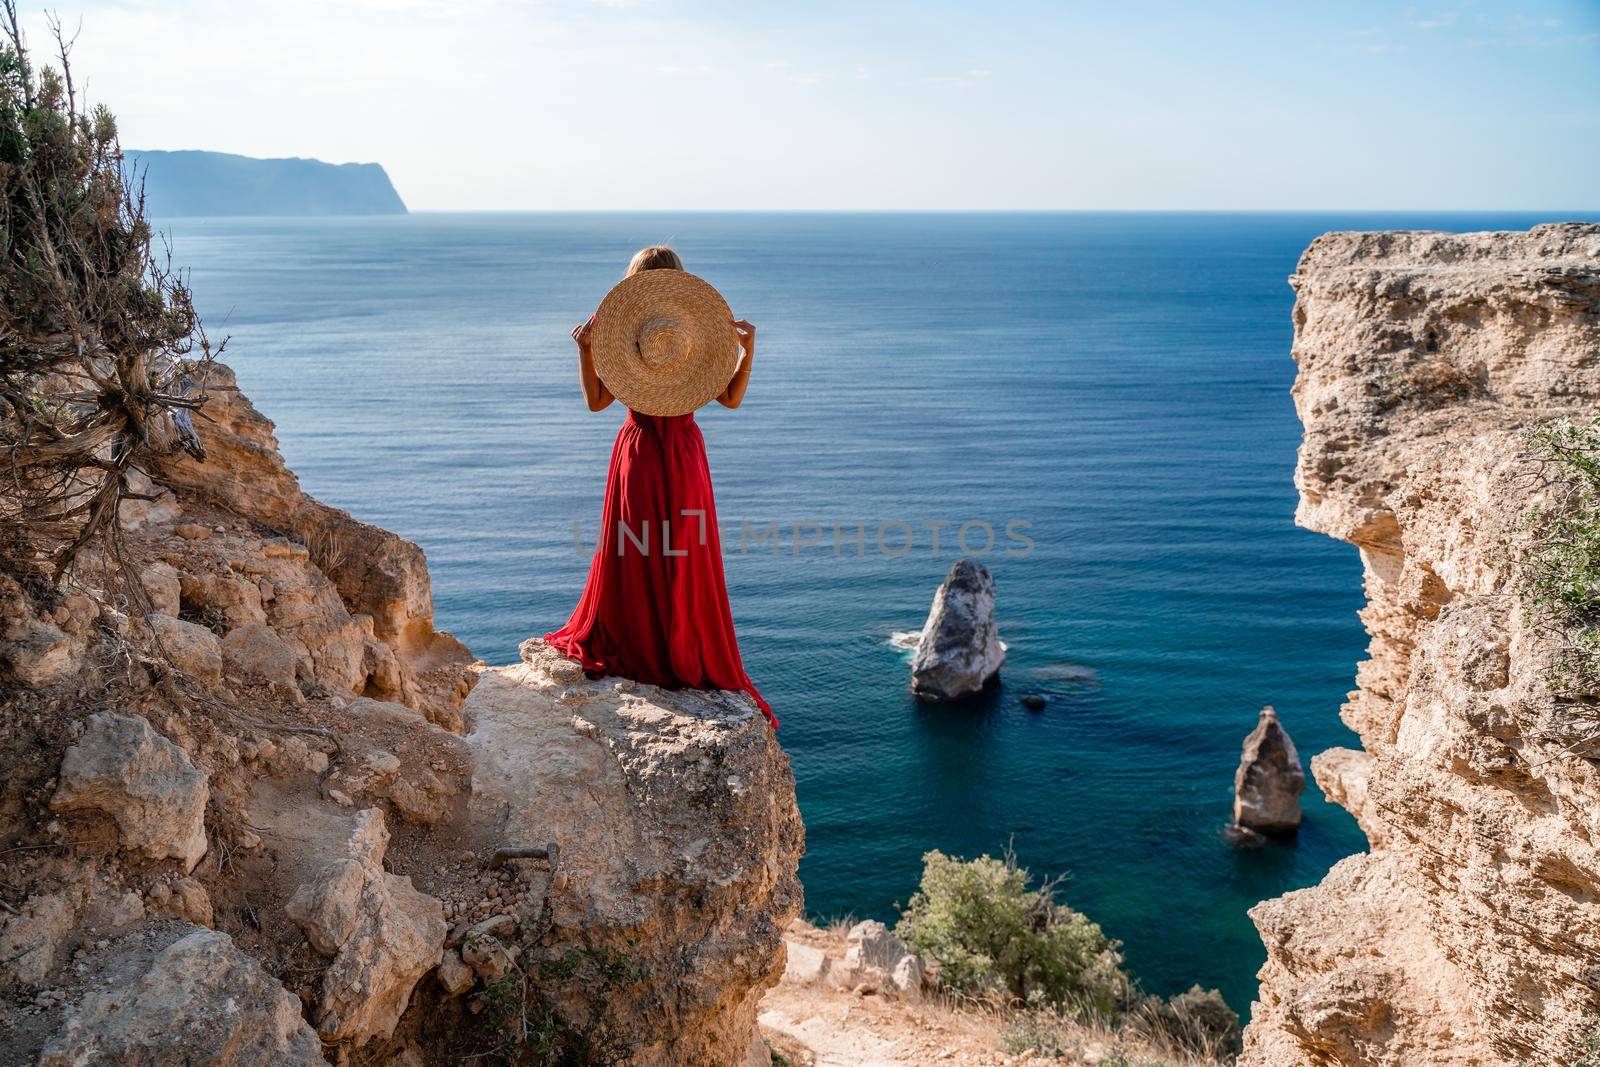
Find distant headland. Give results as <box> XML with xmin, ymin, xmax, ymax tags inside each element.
<box><xmin>126</xmin><ymin>149</ymin><xmax>407</xmax><ymax>217</ymax></box>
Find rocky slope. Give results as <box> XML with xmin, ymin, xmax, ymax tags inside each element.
<box><xmin>0</xmin><ymin>366</ymin><xmax>801</xmax><ymax>1065</ymax></box>
<box><xmin>1243</xmin><ymin>223</ymin><xmax>1600</xmax><ymax>1065</ymax></box>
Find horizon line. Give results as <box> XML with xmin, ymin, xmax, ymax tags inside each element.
<box><xmin>375</xmin><ymin>207</ymin><xmax>1600</xmax><ymax>216</ymax></box>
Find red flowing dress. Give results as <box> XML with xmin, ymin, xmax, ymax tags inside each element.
<box><xmin>544</xmin><ymin>409</ymin><xmax>776</xmax><ymax>728</ymax></box>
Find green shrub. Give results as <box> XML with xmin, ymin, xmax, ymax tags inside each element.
<box><xmin>1520</xmin><ymin>416</ymin><xmax>1600</xmax><ymax>695</ymax></box>
<box><xmin>468</xmin><ymin>936</ymin><xmax>645</xmax><ymax>1066</ymax></box>
<box><xmin>894</xmin><ymin>848</ymin><xmax>1129</xmax><ymax>1014</ymax></box>
<box><xmin>1570</xmin><ymin>1016</ymin><xmax>1600</xmax><ymax>1067</ymax></box>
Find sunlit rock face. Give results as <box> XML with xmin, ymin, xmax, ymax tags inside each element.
<box><xmin>1242</xmin><ymin>224</ymin><xmax>1600</xmax><ymax>1066</ymax></box>
<box><xmin>910</xmin><ymin>557</ymin><xmax>1005</xmax><ymax>701</ymax></box>
<box><xmin>465</xmin><ymin>638</ymin><xmax>805</xmax><ymax>1067</ymax></box>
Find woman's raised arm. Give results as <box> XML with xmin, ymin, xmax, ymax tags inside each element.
<box><xmin>717</xmin><ymin>319</ymin><xmax>756</xmax><ymax>408</ymax></box>
<box><xmin>573</xmin><ymin>318</ymin><xmax>614</xmax><ymax>412</ymax></box>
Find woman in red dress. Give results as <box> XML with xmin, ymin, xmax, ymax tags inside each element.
<box><xmin>543</xmin><ymin>246</ymin><xmax>776</xmax><ymax>727</ymax></box>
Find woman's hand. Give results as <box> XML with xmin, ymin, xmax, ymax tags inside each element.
<box><xmin>732</xmin><ymin>319</ymin><xmax>756</xmax><ymax>355</ymax></box>
<box><xmin>572</xmin><ymin>318</ymin><xmax>594</xmax><ymax>350</ymax></box>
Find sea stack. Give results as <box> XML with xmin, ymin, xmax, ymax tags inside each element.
<box><xmin>910</xmin><ymin>558</ymin><xmax>1005</xmax><ymax>701</ymax></box>
<box><xmin>1231</xmin><ymin>706</ymin><xmax>1305</xmax><ymax>834</ymax></box>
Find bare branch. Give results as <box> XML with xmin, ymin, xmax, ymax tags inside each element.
<box><xmin>0</xmin><ymin>12</ymin><xmax>218</xmax><ymax>589</ymax></box>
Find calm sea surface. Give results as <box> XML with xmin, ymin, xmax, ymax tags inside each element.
<box><xmin>160</xmin><ymin>211</ymin><xmax>1593</xmax><ymax>1016</ymax></box>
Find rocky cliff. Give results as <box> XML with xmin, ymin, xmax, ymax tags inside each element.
<box><xmin>128</xmin><ymin>150</ymin><xmax>408</xmax><ymax>217</ymax></box>
<box><xmin>1243</xmin><ymin>223</ymin><xmax>1600</xmax><ymax>1065</ymax></box>
<box><xmin>0</xmin><ymin>367</ymin><xmax>801</xmax><ymax>1065</ymax></box>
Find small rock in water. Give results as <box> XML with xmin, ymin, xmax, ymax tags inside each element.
<box><xmin>909</xmin><ymin>558</ymin><xmax>1004</xmax><ymax>702</ymax></box>
<box><xmin>1231</xmin><ymin>705</ymin><xmax>1306</xmax><ymax>835</ymax></box>
<box><xmin>1028</xmin><ymin>662</ymin><xmax>1099</xmax><ymax>684</ymax></box>
<box><xmin>1222</xmin><ymin>823</ymin><xmax>1267</xmax><ymax>849</ymax></box>
<box><xmin>1020</xmin><ymin>694</ymin><xmax>1047</xmax><ymax>711</ymax></box>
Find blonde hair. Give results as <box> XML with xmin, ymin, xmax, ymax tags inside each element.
<box><xmin>626</xmin><ymin>245</ymin><xmax>684</xmax><ymax>276</ymax></box>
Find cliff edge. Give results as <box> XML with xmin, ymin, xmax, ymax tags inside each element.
<box><xmin>1243</xmin><ymin>223</ymin><xmax>1600</xmax><ymax>1065</ymax></box>
<box><xmin>0</xmin><ymin>368</ymin><xmax>802</xmax><ymax>1065</ymax></box>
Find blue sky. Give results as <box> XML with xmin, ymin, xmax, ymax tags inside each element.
<box><xmin>25</xmin><ymin>0</ymin><xmax>1600</xmax><ymax>209</ymax></box>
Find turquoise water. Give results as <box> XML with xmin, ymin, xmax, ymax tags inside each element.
<box><xmin>161</xmin><ymin>211</ymin><xmax>1593</xmax><ymax>1016</ymax></box>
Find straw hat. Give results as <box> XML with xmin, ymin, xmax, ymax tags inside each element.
<box><xmin>589</xmin><ymin>269</ymin><xmax>740</xmax><ymax>417</ymax></box>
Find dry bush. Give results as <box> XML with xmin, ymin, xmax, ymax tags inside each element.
<box><xmin>0</xmin><ymin>0</ymin><xmax>221</xmax><ymax>589</ymax></box>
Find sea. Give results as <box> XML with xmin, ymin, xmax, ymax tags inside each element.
<box><xmin>158</xmin><ymin>210</ymin><xmax>1596</xmax><ymax>1017</ymax></box>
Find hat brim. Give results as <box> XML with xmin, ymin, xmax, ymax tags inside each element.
<box><xmin>589</xmin><ymin>270</ymin><xmax>740</xmax><ymax>417</ymax></box>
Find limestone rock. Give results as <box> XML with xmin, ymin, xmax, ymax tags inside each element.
<box><xmin>1311</xmin><ymin>747</ymin><xmax>1376</xmax><ymax>839</ymax></box>
<box><xmin>320</xmin><ymin>697</ymin><xmax>468</xmax><ymax>823</ymax></box>
<box><xmin>222</xmin><ymin>621</ymin><xmax>301</xmax><ymax>690</ymax></box>
<box><xmin>139</xmin><ymin>560</ymin><xmax>183</xmax><ymax>616</ymax></box>
<box><xmin>37</xmin><ymin>926</ymin><xmax>326</xmax><ymax>1066</ymax></box>
<box><xmin>1231</xmin><ymin>706</ymin><xmax>1305</xmax><ymax>833</ymax></box>
<box><xmin>347</xmin><ymin>695</ymin><xmax>427</xmax><ymax>722</ymax></box>
<box><xmin>147</xmin><ymin>878</ymin><xmax>215</xmax><ymax>927</ymax></box>
<box><xmin>466</xmin><ymin>644</ymin><xmax>804</xmax><ymax>1067</ymax></box>
<box><xmin>2</xmin><ymin>614</ymin><xmax>79</xmax><ymax>687</ymax></box>
<box><xmin>909</xmin><ymin>558</ymin><xmax>1004</xmax><ymax>701</ymax></box>
<box><xmin>51</xmin><ymin>711</ymin><xmax>209</xmax><ymax>871</ymax></box>
<box><xmin>436</xmin><ymin>948</ymin><xmax>475</xmax><ymax>995</ymax></box>
<box><xmin>118</xmin><ymin>468</ymin><xmax>183</xmax><ymax>531</ymax></box>
<box><xmin>841</xmin><ymin>920</ymin><xmax>926</xmax><ymax>1001</ymax></box>
<box><xmin>166</xmin><ymin>534</ymin><xmax>371</xmax><ymax>696</ymax></box>
<box><xmin>1243</xmin><ymin>223</ymin><xmax>1600</xmax><ymax>1065</ymax></box>
<box><xmin>781</xmin><ymin>939</ymin><xmax>832</xmax><ymax>986</ymax></box>
<box><xmin>286</xmin><ymin>856</ymin><xmax>366</xmax><ymax>955</ymax></box>
<box><xmin>0</xmin><ymin>573</ymin><xmax>88</xmax><ymax>688</ymax></box>
<box><xmin>144</xmin><ymin>613</ymin><xmax>223</xmax><ymax>684</ymax></box>
<box><xmin>179</xmin><ymin>566</ymin><xmax>266</xmax><ymax>629</ymax></box>
<box><xmin>0</xmin><ymin>891</ymin><xmax>79</xmax><ymax>987</ymax></box>
<box><xmin>287</xmin><ymin>808</ymin><xmax>446</xmax><ymax>1045</ymax></box>
<box><xmin>387</xmin><ymin>768</ymin><xmax>451</xmax><ymax>825</ymax></box>
<box><xmin>520</xmin><ymin>634</ymin><xmax>588</xmax><ymax>682</ymax></box>
<box><xmin>85</xmin><ymin>888</ymin><xmax>147</xmax><ymax>934</ymax></box>
<box><xmin>151</xmin><ymin>362</ymin><xmax>475</xmax><ymax>720</ymax></box>
<box><xmin>319</xmin><ymin>872</ymin><xmax>444</xmax><ymax>1044</ymax></box>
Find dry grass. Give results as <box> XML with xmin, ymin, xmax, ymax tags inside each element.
<box><xmin>994</xmin><ymin>999</ymin><xmax>1235</xmax><ymax>1065</ymax></box>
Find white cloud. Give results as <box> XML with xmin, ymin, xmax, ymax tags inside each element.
<box><xmin>1408</xmin><ymin>12</ymin><xmax>1458</xmax><ymax>31</ymax></box>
